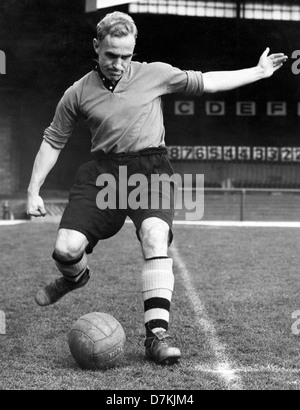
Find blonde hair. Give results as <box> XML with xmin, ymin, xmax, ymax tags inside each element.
<box><xmin>97</xmin><ymin>12</ymin><xmax>138</xmax><ymax>42</ymax></box>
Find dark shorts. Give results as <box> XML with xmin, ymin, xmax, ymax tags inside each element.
<box><xmin>59</xmin><ymin>147</ymin><xmax>176</xmax><ymax>253</ymax></box>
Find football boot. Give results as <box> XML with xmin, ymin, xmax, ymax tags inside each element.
<box><xmin>35</xmin><ymin>268</ymin><xmax>91</xmax><ymax>306</ymax></box>
<box><xmin>145</xmin><ymin>330</ymin><xmax>181</xmax><ymax>365</ymax></box>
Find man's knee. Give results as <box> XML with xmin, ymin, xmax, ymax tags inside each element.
<box><xmin>54</xmin><ymin>229</ymin><xmax>89</xmax><ymax>261</ymax></box>
<box><xmin>140</xmin><ymin>218</ymin><xmax>170</xmax><ymax>257</ymax></box>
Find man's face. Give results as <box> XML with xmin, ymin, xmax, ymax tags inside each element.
<box><xmin>93</xmin><ymin>34</ymin><xmax>136</xmax><ymax>83</ymax></box>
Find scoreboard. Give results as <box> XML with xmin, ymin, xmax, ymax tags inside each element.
<box><xmin>166</xmin><ymin>146</ymin><xmax>300</xmax><ymax>163</ymax></box>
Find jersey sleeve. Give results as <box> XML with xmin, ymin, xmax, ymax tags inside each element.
<box><xmin>43</xmin><ymin>86</ymin><xmax>80</xmax><ymax>149</ymax></box>
<box><xmin>163</xmin><ymin>63</ymin><xmax>204</xmax><ymax>96</ymax></box>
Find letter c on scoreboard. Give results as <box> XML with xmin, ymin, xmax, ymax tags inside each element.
<box><xmin>175</xmin><ymin>101</ymin><xmax>194</xmax><ymax>115</ymax></box>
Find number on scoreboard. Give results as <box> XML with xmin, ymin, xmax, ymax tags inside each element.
<box><xmin>293</xmin><ymin>148</ymin><xmax>300</xmax><ymax>162</ymax></box>
<box><xmin>238</xmin><ymin>147</ymin><xmax>251</xmax><ymax>161</ymax></box>
<box><xmin>181</xmin><ymin>146</ymin><xmax>194</xmax><ymax>160</ymax></box>
<box><xmin>223</xmin><ymin>146</ymin><xmax>236</xmax><ymax>161</ymax></box>
<box><xmin>267</xmin><ymin>147</ymin><xmax>279</xmax><ymax>162</ymax></box>
<box><xmin>281</xmin><ymin>147</ymin><xmax>293</xmax><ymax>162</ymax></box>
<box><xmin>167</xmin><ymin>146</ymin><xmax>182</xmax><ymax>160</ymax></box>
<box><xmin>207</xmin><ymin>146</ymin><xmax>222</xmax><ymax>161</ymax></box>
<box><xmin>253</xmin><ymin>147</ymin><xmax>266</xmax><ymax>161</ymax></box>
<box><xmin>194</xmin><ymin>146</ymin><xmax>207</xmax><ymax>160</ymax></box>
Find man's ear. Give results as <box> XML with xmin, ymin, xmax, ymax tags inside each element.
<box><xmin>93</xmin><ymin>38</ymin><xmax>100</xmax><ymax>54</ymax></box>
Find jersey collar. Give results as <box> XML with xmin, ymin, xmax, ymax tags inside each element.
<box><xmin>93</xmin><ymin>60</ymin><xmax>120</xmax><ymax>92</ymax></box>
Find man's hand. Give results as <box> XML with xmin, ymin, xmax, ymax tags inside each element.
<box><xmin>26</xmin><ymin>140</ymin><xmax>62</xmax><ymax>218</ymax></box>
<box><xmin>203</xmin><ymin>47</ymin><xmax>288</xmax><ymax>93</ymax></box>
<box><xmin>27</xmin><ymin>194</ymin><xmax>47</xmax><ymax>217</ymax></box>
<box><xmin>258</xmin><ymin>47</ymin><xmax>288</xmax><ymax>79</ymax></box>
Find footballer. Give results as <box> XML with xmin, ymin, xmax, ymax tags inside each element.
<box><xmin>27</xmin><ymin>12</ymin><xmax>287</xmax><ymax>365</ymax></box>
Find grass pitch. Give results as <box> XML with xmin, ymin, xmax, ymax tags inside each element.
<box><xmin>0</xmin><ymin>221</ymin><xmax>300</xmax><ymax>390</ymax></box>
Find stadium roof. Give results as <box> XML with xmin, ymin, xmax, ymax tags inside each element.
<box><xmin>86</xmin><ymin>0</ymin><xmax>300</xmax><ymax>21</ymax></box>
<box><xmin>85</xmin><ymin>0</ymin><xmax>133</xmax><ymax>12</ymax></box>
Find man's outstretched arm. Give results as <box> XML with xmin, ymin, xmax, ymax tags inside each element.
<box><xmin>27</xmin><ymin>140</ymin><xmax>62</xmax><ymax>217</ymax></box>
<box><xmin>203</xmin><ymin>47</ymin><xmax>288</xmax><ymax>94</ymax></box>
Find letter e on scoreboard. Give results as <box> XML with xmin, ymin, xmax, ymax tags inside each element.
<box><xmin>236</xmin><ymin>102</ymin><xmax>256</xmax><ymax>116</ymax></box>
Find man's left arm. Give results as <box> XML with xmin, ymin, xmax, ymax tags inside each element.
<box><xmin>203</xmin><ymin>48</ymin><xmax>288</xmax><ymax>94</ymax></box>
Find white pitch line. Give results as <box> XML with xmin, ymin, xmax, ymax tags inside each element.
<box><xmin>172</xmin><ymin>220</ymin><xmax>300</xmax><ymax>228</ymax></box>
<box><xmin>124</xmin><ymin>219</ymin><xmax>300</xmax><ymax>228</ymax></box>
<box><xmin>195</xmin><ymin>364</ymin><xmax>300</xmax><ymax>375</ymax></box>
<box><xmin>170</xmin><ymin>243</ymin><xmax>244</xmax><ymax>391</ymax></box>
<box><xmin>0</xmin><ymin>220</ymin><xmax>28</xmax><ymax>226</ymax></box>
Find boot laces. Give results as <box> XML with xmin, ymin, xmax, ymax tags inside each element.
<box><xmin>154</xmin><ymin>332</ymin><xmax>172</xmax><ymax>348</ymax></box>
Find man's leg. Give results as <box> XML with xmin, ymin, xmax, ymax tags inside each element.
<box><xmin>139</xmin><ymin>217</ymin><xmax>181</xmax><ymax>365</ymax></box>
<box><xmin>35</xmin><ymin>229</ymin><xmax>91</xmax><ymax>306</ymax></box>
